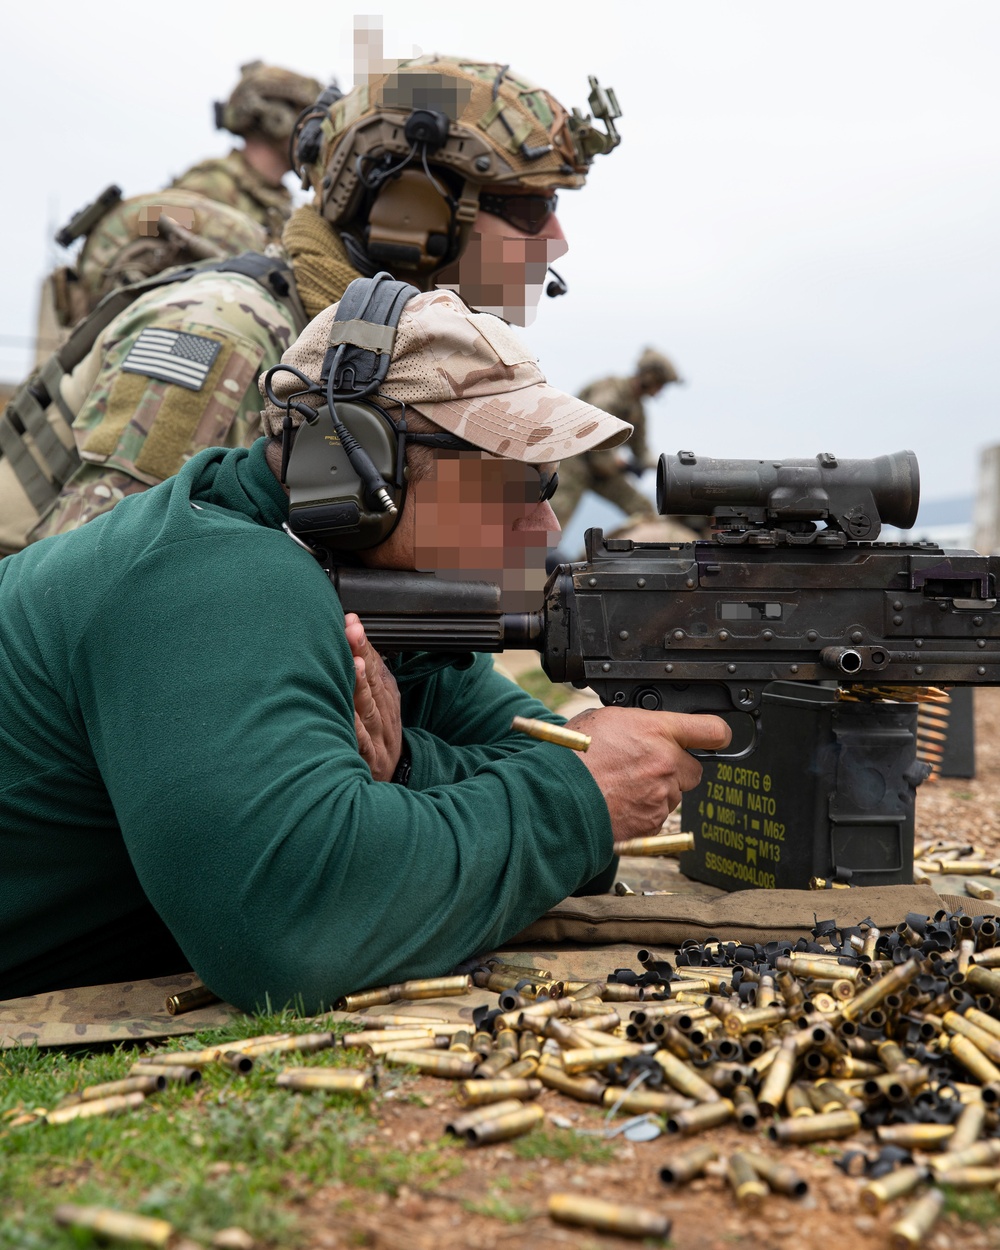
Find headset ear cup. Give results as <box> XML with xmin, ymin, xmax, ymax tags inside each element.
<box><xmin>286</xmin><ymin>401</ymin><xmax>404</xmax><ymax>550</ymax></box>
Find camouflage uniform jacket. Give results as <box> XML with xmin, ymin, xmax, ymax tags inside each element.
<box><xmin>170</xmin><ymin>150</ymin><xmax>292</xmax><ymax>237</ymax></box>
<box><xmin>576</xmin><ymin>375</ymin><xmax>650</xmax><ymax>472</ymax></box>
<box><xmin>31</xmin><ymin>267</ymin><xmax>304</xmax><ymax>542</ymax></box>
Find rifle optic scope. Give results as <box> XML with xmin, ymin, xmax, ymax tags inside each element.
<box><xmin>656</xmin><ymin>449</ymin><xmax>919</xmax><ymax>540</ymax></box>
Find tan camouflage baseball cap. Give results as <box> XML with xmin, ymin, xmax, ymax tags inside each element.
<box><xmin>260</xmin><ymin>288</ymin><xmax>633</xmax><ymax>462</ymax></box>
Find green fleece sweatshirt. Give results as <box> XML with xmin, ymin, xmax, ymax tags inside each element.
<box><xmin>0</xmin><ymin>440</ymin><xmax>613</xmax><ymax>1011</ymax></box>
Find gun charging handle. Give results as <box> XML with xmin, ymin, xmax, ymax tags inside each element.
<box><xmin>657</xmin><ymin>450</ymin><xmax>920</xmax><ymax>539</ymax></box>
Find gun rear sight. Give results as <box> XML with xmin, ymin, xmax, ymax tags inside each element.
<box><xmin>657</xmin><ymin>450</ymin><xmax>919</xmax><ymax>545</ymax></box>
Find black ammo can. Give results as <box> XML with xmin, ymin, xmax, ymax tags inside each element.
<box><xmin>679</xmin><ymin>682</ymin><xmax>927</xmax><ymax>891</ymax></box>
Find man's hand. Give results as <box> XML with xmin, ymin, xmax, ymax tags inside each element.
<box><xmin>565</xmin><ymin>708</ymin><xmax>731</xmax><ymax>843</ymax></box>
<box><xmin>345</xmin><ymin>613</ymin><xmax>402</xmax><ymax>782</ymax></box>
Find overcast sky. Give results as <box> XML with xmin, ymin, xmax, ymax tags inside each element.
<box><xmin>2</xmin><ymin>1</ymin><xmax>997</xmax><ymax>506</ymax></box>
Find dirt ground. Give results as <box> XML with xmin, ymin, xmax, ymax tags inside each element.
<box><xmin>294</xmin><ymin>690</ymin><xmax>1000</xmax><ymax>1249</ymax></box>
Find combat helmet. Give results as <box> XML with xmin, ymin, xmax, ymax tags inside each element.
<box><xmin>637</xmin><ymin>347</ymin><xmax>682</xmax><ymax>387</ymax></box>
<box><xmin>291</xmin><ymin>55</ymin><xmax>621</xmax><ymax>285</ymax></box>
<box><xmin>216</xmin><ymin>61</ymin><xmax>323</xmax><ymax>145</ymax></box>
<box><xmin>51</xmin><ymin>188</ymin><xmax>268</xmax><ymax>328</ymax></box>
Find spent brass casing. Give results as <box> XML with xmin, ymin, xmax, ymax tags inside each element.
<box><xmin>877</xmin><ymin>1039</ymin><xmax>908</xmax><ymax>1072</ymax></box>
<box><xmin>475</xmin><ymin>1050</ymin><xmax>516</xmax><ymax>1079</ymax></box>
<box><xmin>335</xmin><ymin>975</ymin><xmax>472</xmax><ymax>1011</ymax></box>
<box><xmin>465</xmin><ymin>1102</ymin><xmax>544</xmax><ymax>1145</ymax></box>
<box><xmin>127</xmin><ymin>1064</ymin><xmax>200</xmax><ymax>1085</ymax></box>
<box><xmin>518</xmin><ymin>1030</ymin><xmax>542</xmax><ymax>1059</ymax></box>
<box><xmin>769</xmin><ymin>1108</ymin><xmax>860</xmax><ymax>1144</ymax></box>
<box><xmin>777</xmin><ymin>971</ymin><xmax>805</xmax><ymax>1008</ymax></box>
<box><xmin>53</xmin><ymin>1205</ymin><xmax>173</xmax><ymax>1247</ymax></box>
<box><xmin>46</xmin><ymin>1092</ymin><xmax>147</xmax><ymax>1125</ymax></box>
<box><xmin>456</xmin><ymin>1078</ymin><xmax>541</xmax><ymax>1107</ymax></box>
<box><xmin>889</xmin><ymin>1188</ymin><xmax>945</xmax><ymax>1250</ymax></box>
<box><xmin>362</xmin><ymin>1037</ymin><xmax>439</xmax><ymax>1058</ymax></box>
<box><xmin>342</xmin><ymin>1028</ymin><xmax>435</xmax><ymax>1047</ymax></box>
<box><xmin>446</xmin><ymin>1099</ymin><xmax>525</xmax><ymax>1136</ymax></box>
<box><xmin>756</xmin><ymin>975</ymin><xmax>777</xmax><ymax>1009</ymax></box>
<box><xmin>659</xmin><ymin>1142</ymin><xmax>718</xmax><ymax>1185</ymax></box>
<box><xmin>666</xmin><ymin>1098</ymin><xmax>734</xmax><ymax>1135</ymax></box>
<box><xmin>448</xmin><ymin>1030</ymin><xmax>473</xmax><ymax>1053</ymax></box>
<box><xmin>503</xmin><ymin>1058</ymin><xmax>539</xmax><ymax>1080</ymax></box>
<box><xmin>961</xmin><ymin>964</ymin><xmax>1000</xmax><ymax>999</ymax></box>
<box><xmin>348</xmin><ymin>1013</ymin><xmax>449</xmax><ymax>1028</ymax></box>
<box><xmin>382</xmin><ymin>1051</ymin><xmax>478</xmax><ymax>1079</ymax></box>
<box><xmin>964</xmin><ymin>1006</ymin><xmax>1000</xmax><ymax>1041</ymax></box>
<box><xmin>563</xmin><ymin>1045</ymin><xmax>646</xmax><ymax>1074</ymax></box>
<box><xmin>733</xmin><ymin>1085</ymin><xmax>760</xmax><ymax>1131</ymax></box>
<box><xmin>949</xmin><ymin>1034</ymin><xmax>1000</xmax><ymax>1084</ymax></box>
<box><xmin>599</xmin><ymin>984</ymin><xmax>649</xmax><ymax>1003</ymax></box>
<box><xmin>276</xmin><ymin>1069</ymin><xmax>374</xmax><ymax>1093</ymax></box>
<box><xmin>876</xmin><ymin>1123</ymin><xmax>954</xmax><ymax>1148</ymax></box>
<box><xmin>654</xmin><ymin>1049</ymin><xmax>721</xmax><ymax>1103</ymax></box>
<box><xmin>536</xmin><ymin>1066</ymin><xmax>606</xmax><ymax>1103</ymax></box>
<box><xmin>933</xmin><ymin>1138</ymin><xmax>1000</xmax><ymax>1170</ymax></box>
<box><xmin>946</xmin><ymin>1101</ymin><xmax>987</xmax><ymax>1153</ymax></box>
<box><xmin>785</xmin><ymin>1084</ymin><xmax>815</xmax><ymax>1118</ymax></box>
<box><xmin>966</xmin><ymin>881</ymin><xmax>997</xmax><ymax>900</ymax></box>
<box><xmin>831</xmin><ymin>1055</ymin><xmax>883</xmax><ymax>1080</ymax></box>
<box><xmin>778</xmin><ymin>956</ymin><xmax>861</xmax><ymax>982</ymax></box>
<box><xmin>511</xmin><ymin>715</ymin><xmax>591</xmax><ymax>752</ymax></box>
<box><xmin>724</xmin><ymin>1006</ymin><xmax>787</xmax><ymax>1036</ymax></box>
<box><xmin>81</xmin><ymin>1076</ymin><xmax>164</xmax><ymax>1100</ymax></box>
<box><xmin>615</xmin><ymin>832</ymin><xmax>694</xmax><ymax>857</ymax></box>
<box><xmin>757</xmin><ymin>1043</ymin><xmax>796</xmax><ymax>1116</ymax></box>
<box><xmin>485</xmin><ymin>958</ymin><xmax>553</xmax><ymax>981</ymax></box>
<box><xmin>932</xmin><ymin>1166</ymin><xmax>1000</xmax><ymax>1189</ymax></box>
<box><xmin>728</xmin><ymin>1151</ymin><xmax>769</xmax><ymax>1209</ymax></box>
<box><xmin>943</xmin><ymin>1011</ymin><xmax>1000</xmax><ymax>1065</ymax></box>
<box><xmin>842</xmin><ymin>958</ymin><xmax>921</xmax><ymax>1021</ymax></box>
<box><xmin>548</xmin><ymin>1193</ymin><xmax>671</xmax><ymax>1239</ymax></box>
<box><xmin>745</xmin><ymin>1153</ymin><xmax>809</xmax><ymax>1197</ymax></box>
<box><xmin>164</xmin><ymin>984</ymin><xmax>220</xmax><ymax>1016</ymax></box>
<box><xmin>471</xmin><ymin>1030</ymin><xmax>494</xmax><ymax>1057</ymax></box>
<box><xmin>860</xmin><ymin>1165</ymin><xmax>929</xmax><ymax>1211</ymax></box>
<box><xmin>602</xmin><ymin>1087</ymin><xmax>694</xmax><ymax>1116</ymax></box>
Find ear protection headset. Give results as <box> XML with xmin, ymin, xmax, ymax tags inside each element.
<box><xmin>262</xmin><ymin>272</ymin><xmax>480</xmax><ymax>552</ymax></box>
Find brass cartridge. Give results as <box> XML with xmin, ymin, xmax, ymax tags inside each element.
<box><xmin>958</xmin><ymin>938</ymin><xmax>977</xmax><ymax>974</ymax></box>
<box><xmin>728</xmin><ymin>1151</ymin><xmax>769</xmax><ymax>1209</ymax></box>
<box><xmin>964</xmin><ymin>965</ymin><xmax>1000</xmax><ymax>998</ymax></box>
<box><xmin>575</xmin><ymin>1009</ymin><xmax>622</xmax><ymax>1031</ymax></box>
<box><xmin>779</xmin><ymin>956</ymin><xmax>862</xmax><ymax>982</ymax></box>
<box><xmin>485</xmin><ymin>958</ymin><xmax>552</xmax><ymax>980</ymax></box>
<box><xmin>348</xmin><ymin>1013</ymin><xmax>449</xmax><ymax>1028</ymax></box>
<box><xmin>861</xmin><ymin>926</ymin><xmax>880</xmax><ymax>959</ymax></box>
<box><xmin>53</xmin><ymin>1205</ymin><xmax>173</xmax><ymax>1247</ymax></box>
<box><xmin>943</xmin><ymin>1011</ymin><xmax>1000</xmax><ymax>1064</ymax></box>
<box><xmin>471</xmin><ymin>1030</ymin><xmax>494</xmax><ymax>1057</ymax></box>
<box><xmin>860</xmin><ymin>1165</ymin><xmax>929</xmax><ymax>1211</ymax></box>
<box><xmin>745</xmin><ymin>1153</ymin><xmax>809</xmax><ymax>1197</ymax></box>
<box><xmin>724</xmin><ymin>1006</ymin><xmax>788</xmax><ymax>1036</ymax></box>
<box><xmin>785</xmin><ymin>1083</ymin><xmax>815</xmax><ymax>1117</ymax></box>
<box><xmin>465</xmin><ymin>1102</ymin><xmax>544</xmax><ymax>1145</ymax></box>
<box><xmin>335</xmin><ymin>975</ymin><xmax>472</xmax><ymax>1011</ymax></box>
<box><xmin>946</xmin><ymin>1101</ymin><xmax>987</xmax><ymax>1153</ymax></box>
<box><xmin>769</xmin><ymin>1108</ymin><xmax>860</xmax><ymax>1144</ymax></box>
<box><xmin>733</xmin><ymin>1085</ymin><xmax>760</xmax><ymax>1131</ymax></box>
<box><xmin>362</xmin><ymin>1037</ymin><xmax>440</xmax><ymax>1058</ymax></box>
<box><xmin>756</xmin><ymin>975</ymin><xmax>777</xmax><ymax>1009</ymax></box>
<box><xmin>841</xmin><ymin>958</ymin><xmax>921</xmax><ymax>1021</ymax></box>
<box><xmin>276</xmin><ymin>1069</ymin><xmax>374</xmax><ymax>1093</ymax></box>
<box><xmin>654</xmin><ymin>1049</ymin><xmax>721</xmax><ymax>1103</ymax></box>
<box><xmin>446</xmin><ymin>1099</ymin><xmax>525</xmax><ymax>1136</ymax></box>
<box><xmin>549</xmin><ymin>1194</ymin><xmax>671</xmax><ymax>1239</ymax></box>
<box><xmin>503</xmin><ymin>1058</ymin><xmax>539</xmax><ymax>1079</ymax></box>
<box><xmin>777</xmin><ymin>971</ymin><xmax>805</xmax><ymax>1009</ymax></box>
<box><xmin>164</xmin><ymin>984</ymin><xmax>220</xmax><ymax>1016</ymax></box>
<box><xmin>46</xmin><ymin>1092</ymin><xmax>147</xmax><ymax>1125</ymax></box>
<box><xmin>562</xmin><ymin>1045</ymin><xmax>643</xmax><ymax>1074</ymax></box>
<box><xmin>562</xmin><ymin>1000</ymin><xmax>622</xmax><ymax>1022</ymax></box>
<box><xmin>511</xmin><ymin>715</ymin><xmax>591</xmax><ymax>751</ymax></box>
<box><xmin>658</xmin><ymin>1142</ymin><xmax>718</xmax><ymax>1185</ymax></box>
<box><xmin>932</xmin><ymin>1138</ymin><xmax>1000</xmax><ymax>1170</ymax></box>
<box><xmin>602</xmin><ymin>1087</ymin><xmax>694</xmax><ymax>1116</ymax></box>
<box><xmin>342</xmin><ymin>1029</ymin><xmax>435</xmax><ymax>1048</ymax></box>
<box><xmin>966</xmin><ymin>881</ymin><xmax>997</xmax><ymax>901</ymax></box>
<box><xmin>932</xmin><ymin>1166</ymin><xmax>1000</xmax><ymax>1189</ymax></box>
<box><xmin>475</xmin><ymin>1050</ymin><xmax>515</xmax><ymax>1080</ymax></box>
<box><xmin>456</xmin><ymin>1078</ymin><xmax>542</xmax><ymax>1107</ymax></box>
<box><xmin>448</xmin><ymin>1029</ymin><xmax>473</xmax><ymax>1053</ymax></box>
<box><xmin>537</xmin><ymin>1066</ymin><xmax>606</xmax><ymax>1103</ymax></box>
<box><xmin>81</xmin><ymin>1076</ymin><xmax>164</xmax><ymax>1100</ymax></box>
<box><xmin>383</xmin><ymin>1050</ymin><xmax>478</xmax><ymax>1079</ymax></box>
<box><xmin>876</xmin><ymin>1123</ymin><xmax>954</xmax><ymax>1148</ymax></box>
<box><xmin>757</xmin><ymin>1043</ymin><xmax>796</xmax><ymax>1116</ymax></box>
<box><xmin>831</xmin><ymin>1055</ymin><xmax>883</xmax><ymax>1080</ymax></box>
<box><xmin>518</xmin><ymin>1030</ymin><xmax>542</xmax><ymax>1058</ymax></box>
<box><xmin>126</xmin><ymin>1064</ymin><xmax>200</xmax><ymax>1085</ymax></box>
<box><xmin>889</xmin><ymin>1188</ymin><xmax>945</xmax><ymax>1250</ymax></box>
<box><xmin>666</xmin><ymin>1099</ymin><xmax>735</xmax><ymax>1135</ymax></box>
<box><xmin>877</xmin><ymin>1039</ymin><xmax>908</xmax><ymax>1072</ymax></box>
<box><xmin>949</xmin><ymin>1034</ymin><xmax>1000</xmax><ymax>1085</ymax></box>
<box><xmin>599</xmin><ymin>984</ymin><xmax>649</xmax><ymax>1003</ymax></box>
<box><xmin>615</xmin><ymin>832</ymin><xmax>694</xmax><ymax>856</ymax></box>
<box><xmin>964</xmin><ymin>1006</ymin><xmax>1000</xmax><ymax>1041</ymax></box>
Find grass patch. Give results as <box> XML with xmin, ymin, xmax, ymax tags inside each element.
<box><xmin>0</xmin><ymin>1013</ymin><xmax>383</xmax><ymax>1249</ymax></box>
<box><xmin>942</xmin><ymin>1185</ymin><xmax>1000</xmax><ymax>1225</ymax></box>
<box><xmin>516</xmin><ymin>668</ymin><xmax>572</xmax><ymax>713</ymax></box>
<box><xmin>462</xmin><ymin>1192</ymin><xmax>535</xmax><ymax>1223</ymax></box>
<box><xmin>510</xmin><ymin>1128</ymin><xmax>616</xmax><ymax>1164</ymax></box>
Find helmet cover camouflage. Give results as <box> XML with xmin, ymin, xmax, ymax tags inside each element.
<box><xmin>218</xmin><ymin>61</ymin><xmax>323</xmax><ymax>144</ymax></box>
<box><xmin>637</xmin><ymin>347</ymin><xmax>682</xmax><ymax>385</ymax></box>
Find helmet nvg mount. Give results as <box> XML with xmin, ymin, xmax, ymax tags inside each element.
<box><xmin>216</xmin><ymin>61</ymin><xmax>324</xmax><ymax>146</ymax></box>
<box><xmin>292</xmin><ymin>56</ymin><xmax>621</xmax><ymax>286</ymax></box>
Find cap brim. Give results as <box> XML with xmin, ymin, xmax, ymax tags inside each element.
<box><xmin>408</xmin><ymin>381</ymin><xmax>633</xmax><ymax>464</ymax></box>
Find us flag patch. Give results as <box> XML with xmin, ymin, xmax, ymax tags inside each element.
<box><xmin>121</xmin><ymin>328</ymin><xmax>222</xmax><ymax>391</ymax></box>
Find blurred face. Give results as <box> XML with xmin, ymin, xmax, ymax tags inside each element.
<box><xmin>362</xmin><ymin>450</ymin><xmax>561</xmax><ymax>611</ymax></box>
<box><xmin>434</xmin><ymin>189</ymin><xmax>569</xmax><ymax>328</ymax></box>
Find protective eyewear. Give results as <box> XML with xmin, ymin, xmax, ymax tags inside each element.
<box><xmin>405</xmin><ymin>431</ymin><xmax>559</xmax><ymax>503</ymax></box>
<box><xmin>478</xmin><ymin>192</ymin><xmax>559</xmax><ymax>235</ymax></box>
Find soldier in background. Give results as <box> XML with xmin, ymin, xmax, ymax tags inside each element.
<box><xmin>170</xmin><ymin>61</ymin><xmax>325</xmax><ymax>237</ymax></box>
<box><xmin>552</xmin><ymin>347</ymin><xmax>682</xmax><ymax>528</ymax></box>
